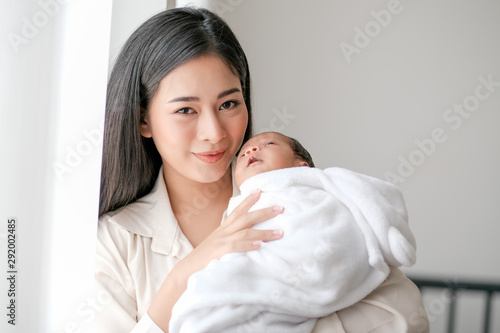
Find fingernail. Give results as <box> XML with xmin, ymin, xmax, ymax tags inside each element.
<box><xmin>273</xmin><ymin>229</ymin><xmax>283</xmax><ymax>236</ymax></box>
<box><xmin>273</xmin><ymin>206</ymin><xmax>284</xmax><ymax>212</ymax></box>
<box><xmin>252</xmin><ymin>240</ymin><xmax>262</xmax><ymax>246</ymax></box>
<box><xmin>253</xmin><ymin>189</ymin><xmax>261</xmax><ymax>196</ymax></box>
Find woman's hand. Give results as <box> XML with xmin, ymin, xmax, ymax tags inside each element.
<box><xmin>148</xmin><ymin>189</ymin><xmax>284</xmax><ymax>331</ymax></box>
<box><xmin>188</xmin><ymin>189</ymin><xmax>284</xmax><ymax>267</ymax></box>
<box><xmin>174</xmin><ymin>189</ymin><xmax>285</xmax><ymax>285</ymax></box>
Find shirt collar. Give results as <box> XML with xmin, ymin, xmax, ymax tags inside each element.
<box><xmin>108</xmin><ymin>162</ymin><xmax>239</xmax><ymax>258</ymax></box>
<box><xmin>108</xmin><ymin>166</ymin><xmax>192</xmax><ymax>258</ymax></box>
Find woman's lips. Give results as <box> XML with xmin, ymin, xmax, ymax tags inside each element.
<box><xmin>193</xmin><ymin>149</ymin><xmax>226</xmax><ymax>164</ymax></box>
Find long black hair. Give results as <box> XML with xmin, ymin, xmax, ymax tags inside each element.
<box><xmin>99</xmin><ymin>7</ymin><xmax>253</xmax><ymax>216</ymax></box>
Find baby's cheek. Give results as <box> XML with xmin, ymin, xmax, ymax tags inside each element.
<box><xmin>234</xmin><ymin>167</ymin><xmax>244</xmax><ymax>188</ymax></box>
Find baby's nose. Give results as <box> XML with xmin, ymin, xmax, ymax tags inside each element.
<box><xmin>245</xmin><ymin>146</ymin><xmax>259</xmax><ymax>155</ymax></box>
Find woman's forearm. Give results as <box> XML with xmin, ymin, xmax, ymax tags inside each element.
<box><xmin>147</xmin><ymin>260</ymin><xmax>191</xmax><ymax>332</ymax></box>
<box><xmin>146</xmin><ymin>247</ymin><xmax>215</xmax><ymax>331</ymax></box>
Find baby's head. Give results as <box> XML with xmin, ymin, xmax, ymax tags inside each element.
<box><xmin>235</xmin><ymin>132</ymin><xmax>315</xmax><ymax>188</ymax></box>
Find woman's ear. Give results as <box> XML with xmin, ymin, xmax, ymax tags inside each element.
<box><xmin>140</xmin><ymin>108</ymin><xmax>153</xmax><ymax>138</ymax></box>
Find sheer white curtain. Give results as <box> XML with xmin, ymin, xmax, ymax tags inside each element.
<box><xmin>1</xmin><ymin>0</ymin><xmax>112</xmax><ymax>331</ymax></box>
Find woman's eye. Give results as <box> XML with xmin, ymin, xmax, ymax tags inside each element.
<box><xmin>220</xmin><ymin>100</ymin><xmax>239</xmax><ymax>110</ymax></box>
<box><xmin>175</xmin><ymin>107</ymin><xmax>195</xmax><ymax>115</ymax></box>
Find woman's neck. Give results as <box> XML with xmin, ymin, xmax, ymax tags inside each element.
<box><xmin>163</xmin><ymin>166</ymin><xmax>233</xmax><ymax>247</ymax></box>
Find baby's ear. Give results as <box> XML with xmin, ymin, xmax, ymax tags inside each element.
<box><xmin>296</xmin><ymin>160</ymin><xmax>310</xmax><ymax>167</ymax></box>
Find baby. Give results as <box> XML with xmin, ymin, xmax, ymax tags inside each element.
<box><xmin>234</xmin><ymin>131</ymin><xmax>315</xmax><ymax>188</ymax></box>
<box><xmin>170</xmin><ymin>132</ymin><xmax>417</xmax><ymax>333</ymax></box>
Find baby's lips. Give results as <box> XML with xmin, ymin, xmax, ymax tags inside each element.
<box><xmin>247</xmin><ymin>156</ymin><xmax>261</xmax><ymax>166</ymax></box>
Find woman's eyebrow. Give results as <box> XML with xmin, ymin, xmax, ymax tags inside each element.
<box><xmin>167</xmin><ymin>88</ymin><xmax>241</xmax><ymax>103</ymax></box>
<box><xmin>168</xmin><ymin>96</ymin><xmax>199</xmax><ymax>103</ymax></box>
<box><xmin>218</xmin><ymin>88</ymin><xmax>241</xmax><ymax>99</ymax></box>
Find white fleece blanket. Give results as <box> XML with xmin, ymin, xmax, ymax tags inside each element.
<box><xmin>169</xmin><ymin>167</ymin><xmax>416</xmax><ymax>333</ymax></box>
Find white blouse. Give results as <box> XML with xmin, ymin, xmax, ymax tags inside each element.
<box><xmin>93</xmin><ymin>168</ymin><xmax>429</xmax><ymax>333</ymax></box>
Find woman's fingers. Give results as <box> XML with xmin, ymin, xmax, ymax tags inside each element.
<box><xmin>227</xmin><ymin>228</ymin><xmax>284</xmax><ymax>253</ymax></box>
<box><xmin>229</xmin><ymin>189</ymin><xmax>262</xmax><ymax>216</ymax></box>
<box><xmin>225</xmin><ymin>189</ymin><xmax>284</xmax><ymax>231</ymax></box>
<box><xmin>225</xmin><ymin>205</ymin><xmax>284</xmax><ymax>233</ymax></box>
<box><xmin>243</xmin><ymin>205</ymin><xmax>284</xmax><ymax>226</ymax></box>
<box><xmin>197</xmin><ymin>189</ymin><xmax>285</xmax><ymax>258</ymax></box>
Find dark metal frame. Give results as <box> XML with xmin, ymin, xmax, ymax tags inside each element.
<box><xmin>409</xmin><ymin>276</ymin><xmax>500</xmax><ymax>333</ymax></box>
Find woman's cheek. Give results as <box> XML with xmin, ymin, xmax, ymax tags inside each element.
<box><xmin>232</xmin><ymin>110</ymin><xmax>249</xmax><ymax>145</ymax></box>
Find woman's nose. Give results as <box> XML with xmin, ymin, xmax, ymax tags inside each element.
<box><xmin>197</xmin><ymin>111</ymin><xmax>227</xmax><ymax>143</ymax></box>
<box><xmin>245</xmin><ymin>146</ymin><xmax>259</xmax><ymax>155</ymax></box>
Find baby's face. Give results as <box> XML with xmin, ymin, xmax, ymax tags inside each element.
<box><xmin>235</xmin><ymin>132</ymin><xmax>307</xmax><ymax>188</ymax></box>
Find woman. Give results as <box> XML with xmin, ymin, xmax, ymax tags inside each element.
<box><xmin>96</xmin><ymin>7</ymin><xmax>429</xmax><ymax>333</ymax></box>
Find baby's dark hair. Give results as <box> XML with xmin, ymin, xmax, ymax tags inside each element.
<box><xmin>288</xmin><ymin>136</ymin><xmax>315</xmax><ymax>168</ymax></box>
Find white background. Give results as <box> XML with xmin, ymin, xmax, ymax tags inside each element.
<box><xmin>1</xmin><ymin>0</ymin><xmax>499</xmax><ymax>332</ymax></box>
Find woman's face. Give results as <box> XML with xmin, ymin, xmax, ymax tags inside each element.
<box><xmin>141</xmin><ymin>55</ymin><xmax>248</xmax><ymax>184</ymax></box>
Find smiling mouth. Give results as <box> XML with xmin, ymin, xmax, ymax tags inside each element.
<box><xmin>194</xmin><ymin>149</ymin><xmax>226</xmax><ymax>164</ymax></box>
<box><xmin>247</xmin><ymin>156</ymin><xmax>262</xmax><ymax>167</ymax></box>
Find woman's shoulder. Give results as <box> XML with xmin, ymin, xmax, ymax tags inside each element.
<box><xmin>97</xmin><ymin>169</ymin><xmax>176</xmax><ymax>240</ymax></box>
<box><xmin>98</xmin><ymin>198</ymin><xmax>157</xmax><ymax>237</ymax></box>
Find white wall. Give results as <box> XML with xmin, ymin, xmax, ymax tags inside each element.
<box><xmin>108</xmin><ymin>0</ymin><xmax>169</xmax><ymax>68</ymax></box>
<box><xmin>212</xmin><ymin>0</ymin><xmax>500</xmax><ymax>331</ymax></box>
